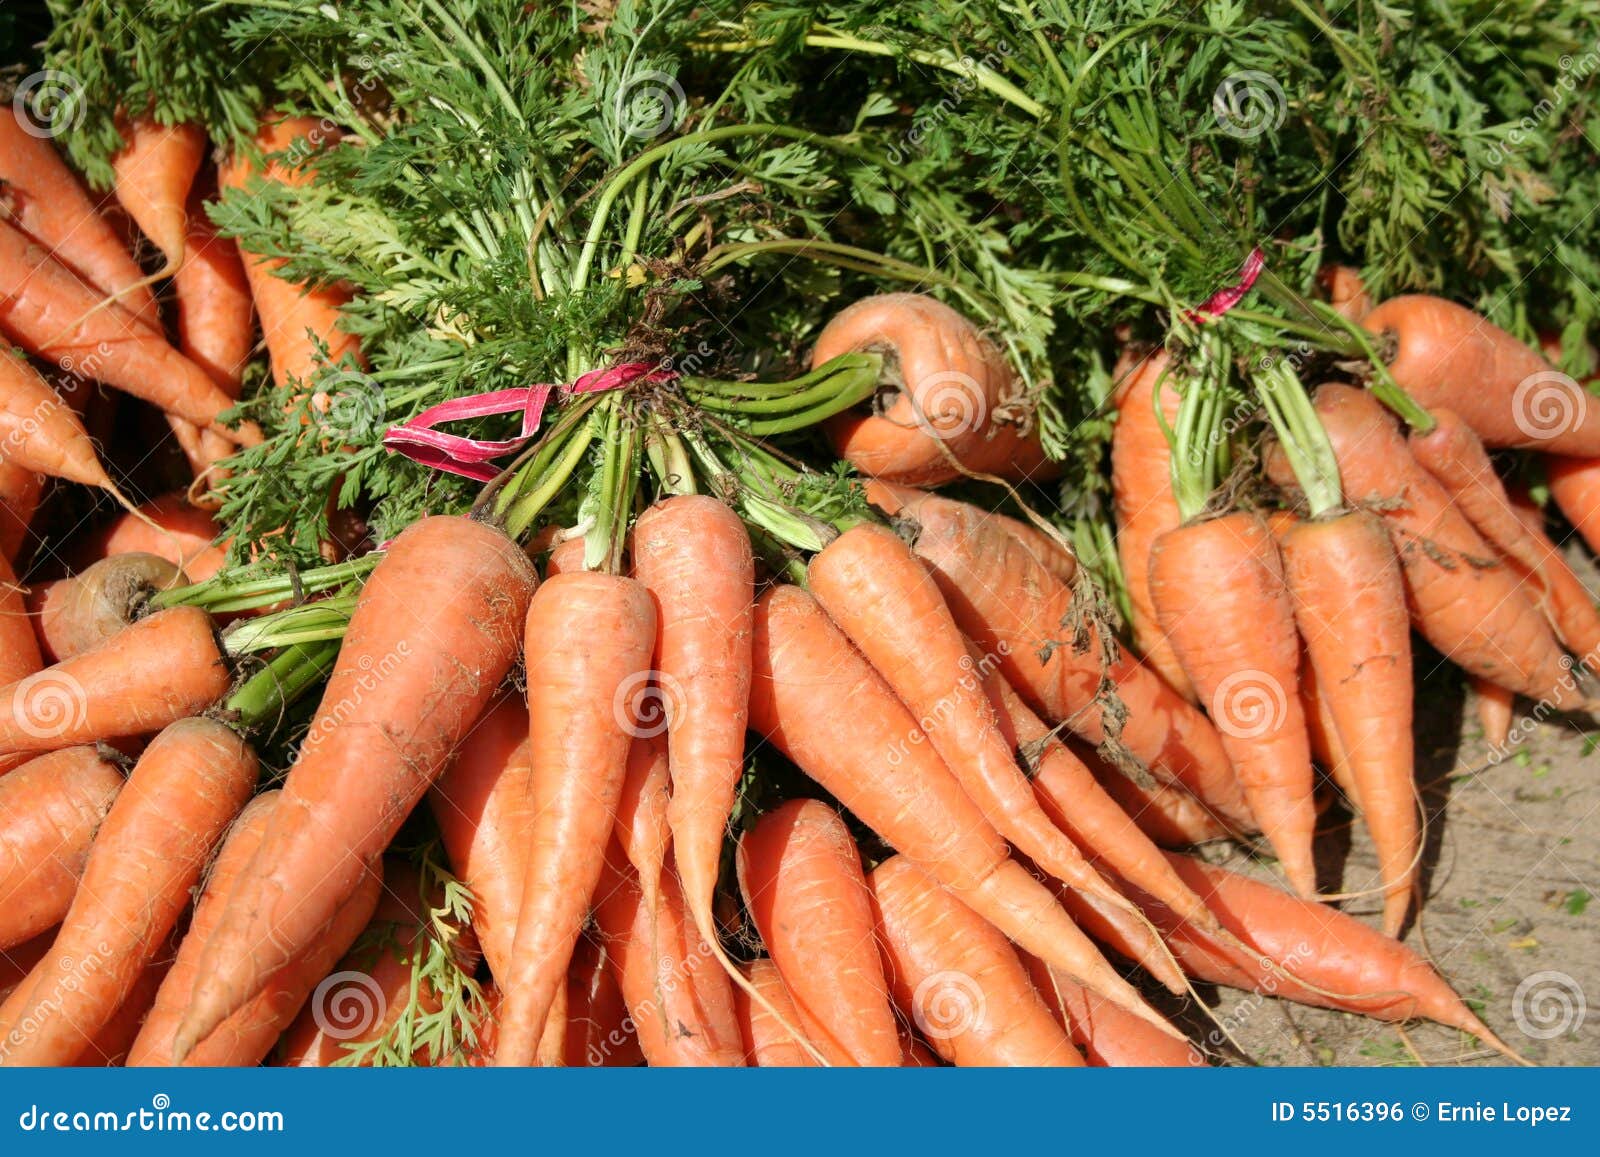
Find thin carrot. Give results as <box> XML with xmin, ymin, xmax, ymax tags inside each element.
<box><xmin>0</xmin><ymin>606</ymin><xmax>230</xmax><ymax>756</ymax></box>
<box><xmin>736</xmin><ymin>799</ymin><xmax>902</xmax><ymax>1066</ymax></box>
<box><xmin>0</xmin><ymin>107</ymin><xmax>159</xmax><ymax>328</ymax></box>
<box><xmin>1472</xmin><ymin>677</ymin><xmax>1516</xmax><ymax>750</ymax></box>
<box><xmin>1022</xmin><ymin>951</ymin><xmax>1203</xmax><ymax>1067</ymax></box>
<box><xmin>494</xmin><ymin>570</ymin><xmax>655</xmax><ymax>1065</ymax></box>
<box><xmin>1300</xmin><ymin>656</ymin><xmax>1360</xmax><ymax>805</ymax></box>
<box><xmin>868</xmin><ymin>855</ymin><xmax>1087</xmax><ymax>1067</ymax></box>
<box><xmin>111</xmin><ymin>119</ymin><xmax>205</xmax><ymax>268</ymax></box>
<box><xmin>174</xmin><ymin>515</ymin><xmax>535</xmax><ymax>1059</ymax></box>
<box><xmin>0</xmin><ymin>551</ymin><xmax>42</xmax><ymax>688</ymax></box>
<box><xmin>0</xmin><ymin>748</ymin><xmax>124</xmax><ymax>949</ymax></box>
<box><xmin>1087</xmin><ymin>747</ymin><xmax>1231</xmax><ymax>847</ymax></box>
<box><xmin>563</xmin><ymin>934</ymin><xmax>644</xmax><ymax>1067</ymax></box>
<box><xmin>1110</xmin><ymin>348</ymin><xmax>1194</xmax><ymax>698</ymax></box>
<box><xmin>748</xmin><ymin>583</ymin><xmax>1178</xmax><ymax>1037</ymax></box>
<box><xmin>1052</xmin><ymin>883</ymin><xmax>1185</xmax><ymax>993</ymax></box>
<box><xmin>735</xmin><ymin>958</ymin><xmax>818</xmax><ymax>1067</ymax></box>
<box><xmin>29</xmin><ymin>553</ymin><xmax>186</xmax><ymax>663</ymax></box>
<box><xmin>1546</xmin><ymin>454</ymin><xmax>1600</xmax><ymax>555</ymax></box>
<box><xmin>614</xmin><ymin>731</ymin><xmax>670</xmax><ymax>937</ymax></box>
<box><xmin>0</xmin><ymin>717</ymin><xmax>254</xmax><ymax>1065</ymax></box>
<box><xmin>0</xmin><ymin>350</ymin><xmax>121</xmax><ymax>492</ymax></box>
<box><xmin>0</xmin><ymin>463</ymin><xmax>43</xmax><ymax>564</ymax></box>
<box><xmin>902</xmin><ymin>490</ymin><xmax>1254</xmax><ymax>829</ymax></box>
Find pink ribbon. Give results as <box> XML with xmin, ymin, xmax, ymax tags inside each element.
<box><xmin>383</xmin><ymin>362</ymin><xmax>676</xmax><ymax>482</ymax></box>
<box><xmin>1183</xmin><ymin>247</ymin><xmax>1266</xmax><ymax>324</ymax></box>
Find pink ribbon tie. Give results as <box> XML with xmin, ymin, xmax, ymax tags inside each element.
<box><xmin>1184</xmin><ymin>247</ymin><xmax>1266</xmax><ymax>324</ymax></box>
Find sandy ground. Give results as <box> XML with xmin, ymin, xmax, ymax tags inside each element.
<box><xmin>1166</xmin><ymin>653</ymin><xmax>1599</xmax><ymax>1067</ymax></box>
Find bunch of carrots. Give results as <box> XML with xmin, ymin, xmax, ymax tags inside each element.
<box><xmin>0</xmin><ymin>88</ymin><xmax>1594</xmax><ymax>1070</ymax></box>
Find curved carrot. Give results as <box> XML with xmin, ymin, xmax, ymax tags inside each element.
<box><xmin>1364</xmin><ymin>295</ymin><xmax>1600</xmax><ymax>454</ymax></box>
<box><xmin>0</xmin><ymin>718</ymin><xmax>255</xmax><ymax>1065</ymax></box>
<box><xmin>1546</xmin><ymin>454</ymin><xmax>1600</xmax><ymax>555</ymax></box>
<box><xmin>112</xmin><ymin>119</ymin><xmax>206</xmax><ymax>267</ymax></box>
<box><xmin>614</xmin><ymin>732</ymin><xmax>670</xmax><ymax>936</ymax></box>
<box><xmin>1150</xmin><ymin>511</ymin><xmax>1316</xmax><ymax>895</ymax></box>
<box><xmin>735</xmin><ymin>958</ymin><xmax>818</xmax><ymax>1067</ymax></box>
<box><xmin>563</xmin><ymin>935</ymin><xmax>643</xmax><ymax>1067</ymax></box>
<box><xmin>868</xmin><ymin>856</ymin><xmax>1086</xmax><ymax>1067</ymax></box>
<box><xmin>591</xmin><ymin>848</ymin><xmax>744</xmax><ymax>1067</ymax></box>
<box><xmin>73</xmin><ymin>491</ymin><xmax>228</xmax><ymax>581</ymax></box>
<box><xmin>29</xmin><ymin>553</ymin><xmax>186</xmax><ymax>663</ymax></box>
<box><xmin>175</xmin><ymin>516</ymin><xmax>535</xmax><ymax>1058</ymax></box>
<box><xmin>631</xmin><ymin>496</ymin><xmax>754</xmax><ymax>993</ymax></box>
<box><xmin>1279</xmin><ymin>511</ymin><xmax>1417</xmax><ymax>934</ymax></box>
<box><xmin>812</xmin><ymin>293</ymin><xmax>1049</xmax><ymax>485</ymax></box>
<box><xmin>1290</xmin><ymin>384</ymin><xmax>1576</xmax><ymax>702</ymax></box>
<box><xmin>0</xmin><ymin>748</ymin><xmax>123</xmax><ymax>949</ymax></box>
<box><xmin>749</xmin><ymin>584</ymin><xmax>1176</xmax><ymax>1037</ymax></box>
<box><xmin>1110</xmin><ymin>348</ymin><xmax>1194</xmax><ymax>698</ymax></box>
<box><xmin>903</xmin><ymin>490</ymin><xmax>1253</xmax><ymax>828</ymax></box>
<box><xmin>0</xmin><ymin>606</ymin><xmax>229</xmax><ymax>755</ymax></box>
<box><xmin>1022</xmin><ymin>951</ymin><xmax>1203</xmax><ymax>1067</ymax></box>
<box><xmin>495</xmin><ymin>572</ymin><xmax>655</xmax><ymax>1065</ymax></box>
<box><xmin>0</xmin><ymin>351</ymin><xmax>118</xmax><ymax>491</ymax></box>
<box><xmin>0</xmin><ymin>107</ymin><xmax>158</xmax><ymax>328</ymax></box>
<box><xmin>736</xmin><ymin>799</ymin><xmax>901</xmax><ymax>1066</ymax></box>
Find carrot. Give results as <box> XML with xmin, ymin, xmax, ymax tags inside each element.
<box><xmin>74</xmin><ymin>948</ymin><xmax>173</xmax><ymax>1066</ymax></box>
<box><xmin>614</xmin><ymin>731</ymin><xmax>670</xmax><ymax>937</ymax></box>
<box><xmin>1472</xmin><ymin>677</ymin><xmax>1515</xmax><ymax>750</ymax></box>
<box><xmin>131</xmin><ymin>811</ymin><xmax>382</xmax><ymax>1066</ymax></box>
<box><xmin>0</xmin><ymin>551</ymin><xmax>41</xmax><ymax>688</ymax></box>
<box><xmin>736</xmin><ymin>799</ymin><xmax>902</xmax><ymax>1066</ymax></box>
<box><xmin>863</xmin><ymin>479</ymin><xmax>1076</xmax><ymax>583</ymax></box>
<box><xmin>0</xmin><ymin>930</ymin><xmax>53</xmax><ymax>1003</ymax></box>
<box><xmin>735</xmin><ymin>958</ymin><xmax>818</xmax><ymax>1067</ymax></box>
<box><xmin>0</xmin><ymin>350</ymin><xmax>120</xmax><ymax>493</ymax></box>
<box><xmin>1088</xmin><ymin>749</ymin><xmax>1231</xmax><ymax>847</ymax></box>
<box><xmin>1052</xmin><ymin>883</ymin><xmax>1184</xmax><ymax>993</ymax></box>
<box><xmin>111</xmin><ymin>119</ymin><xmax>205</xmax><ymax>268</ymax></box>
<box><xmin>1110</xmin><ymin>348</ymin><xmax>1195</xmax><ymax>698</ymax></box>
<box><xmin>0</xmin><ymin>221</ymin><xmax>259</xmax><ymax>444</ymax></box>
<box><xmin>1140</xmin><ymin>854</ymin><xmax>1518</xmax><ymax>1058</ymax></box>
<box><xmin>219</xmin><ymin>119</ymin><xmax>363</xmax><ymax>392</ymax></box>
<box><xmin>1317</xmin><ymin>264</ymin><xmax>1373</xmax><ymax>322</ymax></box>
<box><xmin>563</xmin><ymin>935</ymin><xmax>643</xmax><ymax>1067</ymax></box>
<box><xmin>428</xmin><ymin>694</ymin><xmax>530</xmax><ymax>983</ymax></box>
<box><xmin>0</xmin><ymin>748</ymin><xmax>124</xmax><ymax>949</ymax></box>
<box><xmin>748</xmin><ymin>584</ymin><xmax>1177</xmax><ymax>1036</ymax></box>
<box><xmin>811</xmin><ymin>293</ymin><xmax>1049</xmax><ymax>485</ymax></box>
<box><xmin>73</xmin><ymin>491</ymin><xmax>228</xmax><ymax>581</ymax></box>
<box><xmin>0</xmin><ymin>606</ymin><xmax>229</xmax><ymax>756</ymax></box>
<box><xmin>0</xmin><ymin>107</ymin><xmax>159</xmax><ymax>328</ymax></box>
<box><xmin>811</xmin><ymin>524</ymin><xmax>1137</xmax><ymax>916</ymax></box>
<box><xmin>1364</xmin><ymin>295</ymin><xmax>1600</xmax><ymax>455</ymax></box>
<box><xmin>1300</xmin><ymin>657</ymin><xmax>1360</xmax><ymax>804</ymax></box>
<box><xmin>0</xmin><ymin>463</ymin><xmax>43</xmax><ymax>563</ymax></box>
<box><xmin>1022</xmin><ymin>952</ymin><xmax>1202</xmax><ymax>1067</ymax></box>
<box><xmin>174</xmin><ymin>515</ymin><xmax>535</xmax><ymax>1058</ymax></box>
<box><xmin>1547</xmin><ymin>454</ymin><xmax>1600</xmax><ymax>555</ymax></box>
<box><xmin>1278</xmin><ymin>510</ymin><xmax>1417</xmax><ymax>934</ymax></box>
<box><xmin>590</xmin><ymin>847</ymin><xmax>744</xmax><ymax>1067</ymax></box>
<box><xmin>0</xmin><ymin>718</ymin><xmax>254</xmax><ymax>1065</ymax></box>
<box><xmin>903</xmin><ymin>490</ymin><xmax>1254</xmax><ymax>829</ymax></box>
<box><xmin>493</xmin><ymin>570</ymin><xmax>655</xmax><ymax>1065</ymax></box>
<box><xmin>867</xmin><ymin>856</ymin><xmax>1086</xmax><ymax>1067</ymax></box>
<box><xmin>1498</xmin><ymin>484</ymin><xmax>1600</xmax><ymax>663</ymax></box>
<box><xmin>631</xmin><ymin>495</ymin><xmax>754</xmax><ymax>996</ymax></box>
<box><xmin>1282</xmin><ymin>384</ymin><xmax>1578</xmax><ymax>703</ymax></box>
<box><xmin>28</xmin><ymin>553</ymin><xmax>186</xmax><ymax>663</ymax></box>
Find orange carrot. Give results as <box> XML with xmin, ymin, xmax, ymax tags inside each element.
<box><xmin>0</xmin><ymin>551</ymin><xmax>42</xmax><ymax>690</ymax></box>
<box><xmin>73</xmin><ymin>491</ymin><xmax>228</xmax><ymax>581</ymax></box>
<box><xmin>1110</xmin><ymin>348</ymin><xmax>1194</xmax><ymax>698</ymax></box>
<box><xmin>811</xmin><ymin>294</ymin><xmax>1049</xmax><ymax>485</ymax></box>
<box><xmin>1364</xmin><ymin>295</ymin><xmax>1600</xmax><ymax>454</ymax></box>
<box><xmin>0</xmin><ymin>107</ymin><xmax>159</xmax><ymax>328</ymax></box>
<box><xmin>1472</xmin><ymin>677</ymin><xmax>1515</xmax><ymax>750</ymax></box>
<box><xmin>748</xmin><ymin>584</ymin><xmax>1176</xmax><ymax>1036</ymax></box>
<box><xmin>591</xmin><ymin>848</ymin><xmax>744</xmax><ymax>1067</ymax></box>
<box><xmin>174</xmin><ymin>516</ymin><xmax>535</xmax><ymax>1058</ymax></box>
<box><xmin>1317</xmin><ymin>264</ymin><xmax>1373</xmax><ymax>322</ymax></box>
<box><xmin>1022</xmin><ymin>951</ymin><xmax>1203</xmax><ymax>1067</ymax></box>
<box><xmin>0</xmin><ymin>718</ymin><xmax>254</xmax><ymax>1064</ymax></box>
<box><xmin>1052</xmin><ymin>883</ymin><xmax>1184</xmax><ymax>993</ymax></box>
<box><xmin>0</xmin><ymin>463</ymin><xmax>43</xmax><ymax>564</ymax></box>
<box><xmin>111</xmin><ymin>119</ymin><xmax>206</xmax><ymax>267</ymax></box>
<box><xmin>1547</xmin><ymin>454</ymin><xmax>1600</xmax><ymax>555</ymax></box>
<box><xmin>614</xmin><ymin>732</ymin><xmax>671</xmax><ymax>936</ymax></box>
<box><xmin>29</xmin><ymin>553</ymin><xmax>186</xmax><ymax>663</ymax></box>
<box><xmin>1283</xmin><ymin>384</ymin><xmax>1576</xmax><ymax>703</ymax></box>
<box><xmin>631</xmin><ymin>496</ymin><xmax>754</xmax><ymax>992</ymax></box>
<box><xmin>735</xmin><ymin>958</ymin><xmax>818</xmax><ymax>1067</ymax></box>
<box><xmin>73</xmin><ymin>948</ymin><xmax>173</xmax><ymax>1066</ymax></box>
<box><xmin>863</xmin><ymin>479</ymin><xmax>1076</xmax><ymax>583</ymax></box>
<box><xmin>0</xmin><ymin>748</ymin><xmax>123</xmax><ymax>949</ymax></box>
<box><xmin>1278</xmin><ymin>511</ymin><xmax>1417</xmax><ymax>934</ymax></box>
<box><xmin>1088</xmin><ymin>749</ymin><xmax>1231</xmax><ymax>847</ymax></box>
<box><xmin>1</xmin><ymin>930</ymin><xmax>53</xmax><ymax>1004</ymax></box>
<box><xmin>0</xmin><ymin>606</ymin><xmax>229</xmax><ymax>756</ymax></box>
<box><xmin>0</xmin><ymin>351</ymin><xmax>120</xmax><ymax>492</ymax></box>
<box><xmin>902</xmin><ymin>490</ymin><xmax>1254</xmax><ymax>828</ymax></box>
<box><xmin>736</xmin><ymin>799</ymin><xmax>902</xmax><ymax>1066</ymax></box>
<box><xmin>494</xmin><ymin>571</ymin><xmax>655</xmax><ymax>1065</ymax></box>
<box><xmin>868</xmin><ymin>856</ymin><xmax>1087</xmax><ymax>1067</ymax></box>
<box><xmin>0</xmin><ymin>221</ymin><xmax>258</xmax><ymax>444</ymax></box>
<box><xmin>1301</xmin><ymin>657</ymin><xmax>1360</xmax><ymax>805</ymax></box>
<box><xmin>563</xmin><ymin>935</ymin><xmax>644</xmax><ymax>1067</ymax></box>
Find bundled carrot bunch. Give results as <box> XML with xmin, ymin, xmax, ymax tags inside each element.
<box><xmin>1</xmin><ymin>0</ymin><xmax>1596</xmax><ymax>1067</ymax></box>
